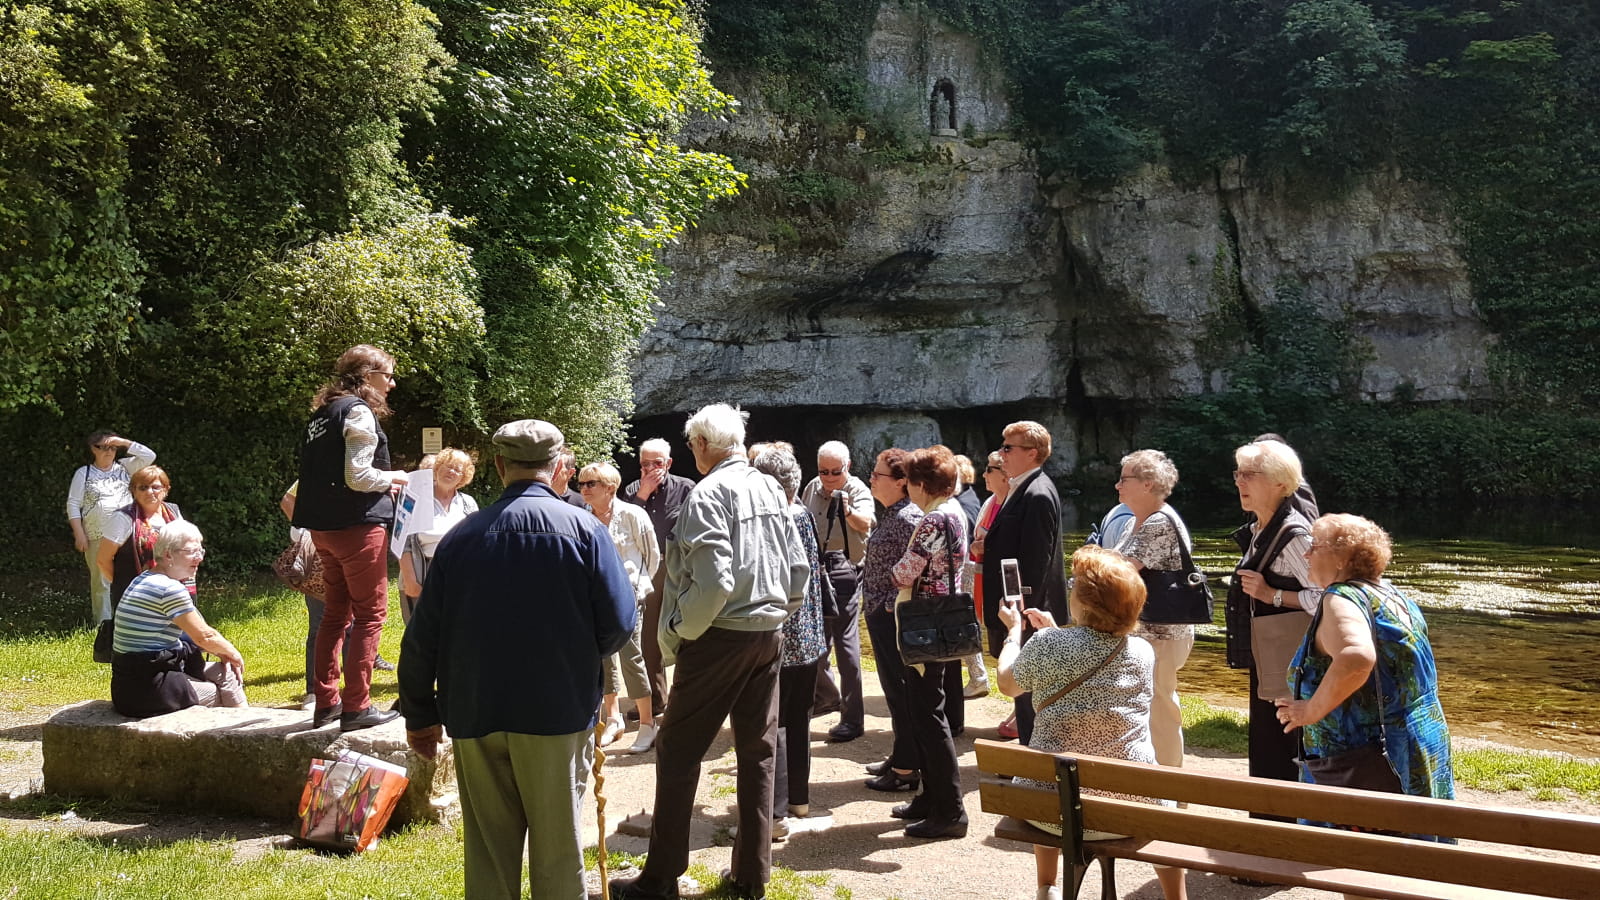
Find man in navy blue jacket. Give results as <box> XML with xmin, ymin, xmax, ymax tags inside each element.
<box><xmin>400</xmin><ymin>419</ymin><xmax>636</xmax><ymax>900</ymax></box>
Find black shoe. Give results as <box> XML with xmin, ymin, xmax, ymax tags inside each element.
<box><xmin>373</xmin><ymin>655</ymin><xmax>396</xmax><ymax>672</ymax></box>
<box><xmin>905</xmin><ymin>815</ymin><xmax>968</xmax><ymax>839</ymax></box>
<box><xmin>311</xmin><ymin>703</ymin><xmax>343</xmax><ymax>728</ymax></box>
<box><xmin>719</xmin><ymin>869</ymin><xmax>766</xmax><ymax>900</ymax></box>
<box><xmin>865</xmin><ymin>770</ymin><xmax>919</xmax><ymax>792</ymax></box>
<box><xmin>890</xmin><ymin>800</ymin><xmax>930</xmax><ymax>820</ymax></box>
<box><xmin>339</xmin><ymin>706</ymin><xmax>400</xmax><ymax>732</ymax></box>
<box><xmin>864</xmin><ymin>758</ymin><xmax>892</xmax><ymax>776</ymax></box>
<box><xmin>611</xmin><ymin>877</ymin><xmax>680</xmax><ymax>900</ymax></box>
<box><xmin>827</xmin><ymin>722</ymin><xmax>863</xmax><ymax>743</ymax></box>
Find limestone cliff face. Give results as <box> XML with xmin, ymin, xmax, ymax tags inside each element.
<box><xmin>635</xmin><ymin>1</ymin><xmax>1490</xmax><ymax>466</ymax></box>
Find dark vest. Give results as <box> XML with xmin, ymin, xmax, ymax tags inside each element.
<box><xmin>1225</xmin><ymin>496</ymin><xmax>1316</xmax><ymax>669</ymax></box>
<box><xmin>292</xmin><ymin>395</ymin><xmax>394</xmax><ymax>530</ymax></box>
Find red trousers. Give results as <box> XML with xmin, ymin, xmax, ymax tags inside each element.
<box><xmin>310</xmin><ymin>525</ymin><xmax>388</xmax><ymax>711</ymax></box>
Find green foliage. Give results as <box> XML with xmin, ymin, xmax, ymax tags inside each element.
<box><xmin>700</xmin><ymin>0</ymin><xmax>878</xmax><ymax>119</ymax></box>
<box><xmin>407</xmin><ymin>0</ymin><xmax>744</xmax><ymax>455</ymax></box>
<box><xmin>0</xmin><ymin>1</ymin><xmax>150</xmax><ymax>409</ymax></box>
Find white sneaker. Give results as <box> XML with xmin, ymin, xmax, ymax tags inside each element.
<box><xmin>1036</xmin><ymin>886</ymin><xmax>1062</xmax><ymax>900</ymax></box>
<box><xmin>629</xmin><ymin>723</ymin><xmax>659</xmax><ymax>754</ymax></box>
<box><xmin>963</xmin><ymin>678</ymin><xmax>991</xmax><ymax>699</ymax></box>
<box><xmin>599</xmin><ymin>716</ymin><xmax>626</xmax><ymax>747</ymax></box>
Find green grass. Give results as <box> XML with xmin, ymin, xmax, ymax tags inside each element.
<box><xmin>1454</xmin><ymin>747</ymin><xmax>1600</xmax><ymax>801</ymax></box>
<box><xmin>0</xmin><ymin>823</ymin><xmax>466</xmax><ymax>899</ymax></box>
<box><xmin>1180</xmin><ymin>696</ymin><xmax>1248</xmax><ymax>754</ymax></box>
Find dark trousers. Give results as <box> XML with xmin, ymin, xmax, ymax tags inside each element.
<box><xmin>640</xmin><ymin>567</ymin><xmax>668</xmax><ymax>715</ymax></box>
<box><xmin>774</xmin><ymin>659</ymin><xmax>820</xmax><ymax>811</ymax></box>
<box><xmin>310</xmin><ymin>525</ymin><xmax>388</xmax><ymax>712</ymax></box>
<box><xmin>993</xmin><ymin>623</ymin><xmax>1036</xmax><ymax>744</ymax></box>
<box><xmin>1248</xmin><ymin>665</ymin><xmax>1301</xmax><ymax>822</ymax></box>
<box><xmin>641</xmin><ymin>628</ymin><xmax>780</xmax><ymax>892</ymax></box>
<box><xmin>904</xmin><ymin>658</ymin><xmax>965</xmax><ymax>822</ymax></box>
<box><xmin>865</xmin><ymin>611</ymin><xmax>919</xmax><ymax>770</ymax></box>
<box><xmin>812</xmin><ymin>601</ymin><xmax>864</xmax><ymax>728</ymax></box>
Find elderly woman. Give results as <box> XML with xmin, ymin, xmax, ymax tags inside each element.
<box><xmin>1276</xmin><ymin>515</ymin><xmax>1454</xmax><ymax>828</ymax></box>
<box><xmin>1230</xmin><ymin>439</ymin><xmax>1318</xmax><ymax>794</ymax></box>
<box><xmin>883</xmin><ymin>445</ymin><xmax>970</xmax><ymax>839</ymax></box>
<box><xmin>1108</xmin><ymin>449</ymin><xmax>1196</xmax><ymax>770</ymax></box>
<box><xmin>580</xmin><ymin>461</ymin><xmax>661</xmax><ymax>752</ymax></box>
<box><xmin>997</xmin><ymin>546</ymin><xmax>1186</xmax><ymax>900</ymax></box>
<box><xmin>292</xmin><ymin>344</ymin><xmax>409</xmax><ymax>733</ymax></box>
<box><xmin>399</xmin><ymin>447</ymin><xmax>480</xmax><ymax>623</ymax></box>
<box><xmin>753</xmin><ymin>446</ymin><xmax>828</xmax><ymax>830</ymax></box>
<box><xmin>98</xmin><ymin>465</ymin><xmax>189</xmax><ymax>613</ymax></box>
<box><xmin>66</xmin><ymin>432</ymin><xmax>156</xmax><ymax>639</ymax></box>
<box><xmin>110</xmin><ymin>521</ymin><xmax>247</xmax><ymax>717</ymax></box>
<box><xmin>861</xmin><ymin>448</ymin><xmax>925</xmax><ymax>790</ymax></box>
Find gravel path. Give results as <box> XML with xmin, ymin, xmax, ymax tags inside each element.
<box><xmin>2</xmin><ymin>686</ymin><xmax>1594</xmax><ymax>899</ymax></box>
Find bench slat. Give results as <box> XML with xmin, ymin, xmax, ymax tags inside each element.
<box><xmin>991</xmin><ymin>818</ymin><xmax>1549</xmax><ymax>900</ymax></box>
<box><xmin>1084</xmin><ymin>796</ymin><xmax>1600</xmax><ymax>899</ymax></box>
<box><xmin>974</xmin><ymin>740</ymin><xmax>1600</xmax><ymax>854</ymax></box>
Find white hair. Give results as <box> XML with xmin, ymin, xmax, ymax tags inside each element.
<box><xmin>684</xmin><ymin>403</ymin><xmax>747</xmax><ymax>454</ymax></box>
<box><xmin>639</xmin><ymin>437</ymin><xmax>671</xmax><ymax>457</ymax></box>
<box><xmin>817</xmin><ymin>440</ymin><xmax>850</xmax><ymax>466</ymax></box>
<box><xmin>154</xmin><ymin>520</ymin><xmax>203</xmax><ymax>560</ymax></box>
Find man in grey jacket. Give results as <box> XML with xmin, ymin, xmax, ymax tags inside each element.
<box><xmin>616</xmin><ymin>404</ymin><xmax>811</xmax><ymax>900</ymax></box>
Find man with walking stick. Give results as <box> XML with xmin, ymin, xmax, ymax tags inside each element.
<box><xmin>400</xmin><ymin>420</ymin><xmax>637</xmax><ymax>900</ymax></box>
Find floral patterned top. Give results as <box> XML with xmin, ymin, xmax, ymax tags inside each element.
<box><xmin>782</xmin><ymin>504</ymin><xmax>828</xmax><ymax>666</ymax></box>
<box><xmin>891</xmin><ymin>498</ymin><xmax>969</xmax><ymax>595</ymax></box>
<box><xmin>1292</xmin><ymin>579</ymin><xmax>1455</xmax><ymax>813</ymax></box>
<box><xmin>1113</xmin><ymin>505</ymin><xmax>1195</xmax><ymax>643</ymax></box>
<box><xmin>862</xmin><ymin>498</ymin><xmax>922</xmax><ymax>616</ymax></box>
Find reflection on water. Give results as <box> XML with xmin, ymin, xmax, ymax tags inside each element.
<box><xmin>1056</xmin><ymin>492</ymin><xmax>1600</xmax><ymax>755</ymax></box>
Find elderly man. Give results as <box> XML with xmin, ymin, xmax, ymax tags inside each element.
<box><xmin>979</xmin><ymin>420</ymin><xmax>1067</xmax><ymax>747</ymax></box>
<box><xmin>800</xmin><ymin>440</ymin><xmax>874</xmax><ymax>742</ymax></box>
<box><xmin>615</xmin><ymin>404</ymin><xmax>811</xmax><ymax>900</ymax></box>
<box><xmin>399</xmin><ymin>420</ymin><xmax>637</xmax><ymax>900</ymax></box>
<box><xmin>621</xmin><ymin>437</ymin><xmax>697</xmax><ymax>720</ymax></box>
<box><xmin>550</xmin><ymin>449</ymin><xmax>588</xmax><ymax>509</ymax></box>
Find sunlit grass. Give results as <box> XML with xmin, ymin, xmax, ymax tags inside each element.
<box><xmin>1454</xmin><ymin>747</ymin><xmax>1600</xmax><ymax>801</ymax></box>
<box><xmin>1180</xmin><ymin>696</ymin><xmax>1248</xmax><ymax>754</ymax></box>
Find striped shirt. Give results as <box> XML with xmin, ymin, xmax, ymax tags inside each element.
<box><xmin>112</xmin><ymin>571</ymin><xmax>195</xmax><ymax>653</ymax></box>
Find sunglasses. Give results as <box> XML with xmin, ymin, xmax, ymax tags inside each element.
<box><xmin>577</xmin><ymin>480</ymin><xmax>604</xmax><ymax>489</ymax></box>
<box><xmin>984</xmin><ymin>465</ymin><xmax>1002</xmax><ymax>473</ymax></box>
<box><xmin>818</xmin><ymin>467</ymin><xmax>845</xmax><ymax>476</ymax></box>
<box><xmin>999</xmin><ymin>443</ymin><xmax>1035</xmax><ymax>453</ymax></box>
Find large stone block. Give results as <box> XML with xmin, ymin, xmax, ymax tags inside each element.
<box><xmin>42</xmin><ymin>701</ymin><xmax>454</xmax><ymax>826</ymax></box>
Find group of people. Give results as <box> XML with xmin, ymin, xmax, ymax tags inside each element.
<box><xmin>68</xmin><ymin>342</ymin><xmax>1455</xmax><ymax>900</ymax></box>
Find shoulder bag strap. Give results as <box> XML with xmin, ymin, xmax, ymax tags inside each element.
<box><xmin>1036</xmin><ymin>635</ymin><xmax>1128</xmax><ymax>714</ymax></box>
<box><xmin>944</xmin><ymin>515</ymin><xmax>958</xmax><ymax>594</ymax></box>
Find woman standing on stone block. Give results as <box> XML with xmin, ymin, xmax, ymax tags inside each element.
<box><xmin>110</xmin><ymin>521</ymin><xmax>248</xmax><ymax>717</ymax></box>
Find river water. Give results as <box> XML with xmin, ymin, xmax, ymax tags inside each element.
<box><xmin>1066</xmin><ymin>492</ymin><xmax>1600</xmax><ymax>755</ymax></box>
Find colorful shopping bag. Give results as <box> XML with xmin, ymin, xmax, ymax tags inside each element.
<box><xmin>297</xmin><ymin>750</ymin><xmax>409</xmax><ymax>852</ymax></box>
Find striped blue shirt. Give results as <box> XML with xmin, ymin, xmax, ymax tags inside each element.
<box><xmin>112</xmin><ymin>571</ymin><xmax>195</xmax><ymax>653</ymax></box>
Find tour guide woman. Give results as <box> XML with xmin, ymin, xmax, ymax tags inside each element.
<box><xmin>111</xmin><ymin>520</ymin><xmax>247</xmax><ymax>716</ymax></box>
<box><xmin>292</xmin><ymin>344</ymin><xmax>408</xmax><ymax>732</ymax></box>
<box><xmin>1275</xmin><ymin>514</ymin><xmax>1454</xmax><ymax>829</ymax></box>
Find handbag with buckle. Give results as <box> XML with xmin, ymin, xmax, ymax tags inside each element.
<box><xmin>896</xmin><ymin>517</ymin><xmax>983</xmax><ymax>665</ymax></box>
<box><xmin>1138</xmin><ymin>513</ymin><xmax>1214</xmax><ymax>624</ymax></box>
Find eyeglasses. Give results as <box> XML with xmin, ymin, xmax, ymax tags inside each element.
<box><xmin>1233</xmin><ymin>469</ymin><xmax>1265</xmax><ymax>481</ymax></box>
<box><xmin>984</xmin><ymin>465</ymin><xmax>1002</xmax><ymax>473</ymax></box>
<box><xmin>1115</xmin><ymin>475</ymin><xmax>1139</xmax><ymax>484</ymax></box>
<box><xmin>577</xmin><ymin>480</ymin><xmax>602</xmax><ymax>489</ymax></box>
<box><xmin>93</xmin><ymin>444</ymin><xmax>114</xmax><ymax>451</ymax></box>
<box><xmin>818</xmin><ymin>467</ymin><xmax>844</xmax><ymax>476</ymax></box>
<box><xmin>640</xmin><ymin>459</ymin><xmax>668</xmax><ymax>469</ymax></box>
<box><xmin>137</xmin><ymin>484</ymin><xmax>168</xmax><ymax>492</ymax></box>
<box><xmin>999</xmin><ymin>443</ymin><xmax>1035</xmax><ymax>454</ymax></box>
<box><xmin>179</xmin><ymin>546</ymin><xmax>205</xmax><ymax>559</ymax></box>
<box><xmin>868</xmin><ymin>471</ymin><xmax>897</xmax><ymax>480</ymax></box>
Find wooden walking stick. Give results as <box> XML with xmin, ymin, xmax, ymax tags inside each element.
<box><xmin>592</xmin><ymin>711</ymin><xmax>611</xmax><ymax>900</ymax></box>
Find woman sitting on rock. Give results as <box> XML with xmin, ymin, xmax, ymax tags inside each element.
<box><xmin>110</xmin><ymin>521</ymin><xmax>247</xmax><ymax>717</ymax></box>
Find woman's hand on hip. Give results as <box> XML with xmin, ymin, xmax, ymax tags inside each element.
<box><xmin>1273</xmin><ymin>697</ymin><xmax>1320</xmax><ymax>732</ymax></box>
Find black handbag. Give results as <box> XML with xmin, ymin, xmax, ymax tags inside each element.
<box><xmin>817</xmin><ymin>497</ymin><xmax>858</xmax><ymax>618</ymax></box>
<box><xmin>1139</xmin><ymin>519</ymin><xmax>1214</xmax><ymax>624</ymax></box>
<box><xmin>896</xmin><ymin>518</ymin><xmax>983</xmax><ymax>665</ymax></box>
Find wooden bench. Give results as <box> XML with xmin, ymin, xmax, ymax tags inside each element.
<box><xmin>975</xmin><ymin>739</ymin><xmax>1600</xmax><ymax>900</ymax></box>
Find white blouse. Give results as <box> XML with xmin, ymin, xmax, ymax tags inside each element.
<box><xmin>601</xmin><ymin>501</ymin><xmax>660</xmax><ymax>603</ymax></box>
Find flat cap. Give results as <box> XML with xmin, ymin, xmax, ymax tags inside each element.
<box><xmin>492</xmin><ymin>419</ymin><xmax>564</xmax><ymax>463</ymax></box>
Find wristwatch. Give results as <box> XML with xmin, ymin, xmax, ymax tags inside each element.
<box><xmin>1272</xmin><ymin>589</ymin><xmax>1284</xmax><ymax>608</ymax></box>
